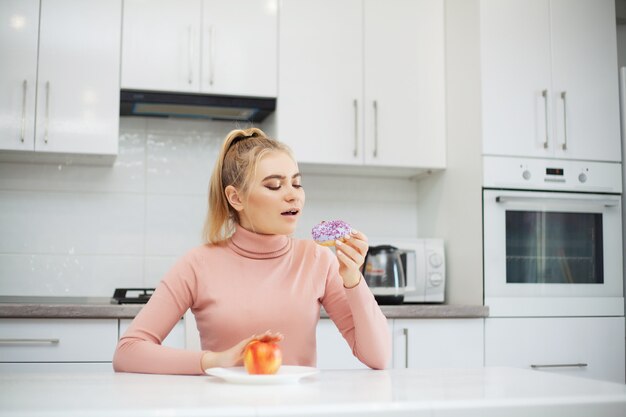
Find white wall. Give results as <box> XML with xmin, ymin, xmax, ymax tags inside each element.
<box><xmin>415</xmin><ymin>0</ymin><xmax>483</xmax><ymax>306</ymax></box>
<box><xmin>0</xmin><ymin>117</ymin><xmax>419</xmax><ymax>296</ymax></box>
<box><xmin>618</xmin><ymin>25</ymin><xmax>626</xmax><ymax>68</ymax></box>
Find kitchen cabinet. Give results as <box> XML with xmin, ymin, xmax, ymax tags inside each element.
<box><xmin>480</xmin><ymin>0</ymin><xmax>620</xmax><ymax>162</ymax></box>
<box><xmin>0</xmin><ymin>318</ymin><xmax>118</xmax><ymax>372</ymax></box>
<box><xmin>316</xmin><ymin>318</ymin><xmax>483</xmax><ymax>370</ymax></box>
<box><xmin>0</xmin><ymin>0</ymin><xmax>121</xmax><ymax>156</ymax></box>
<box><xmin>278</xmin><ymin>0</ymin><xmax>445</xmax><ymax>169</ymax></box>
<box><xmin>485</xmin><ymin>317</ymin><xmax>626</xmax><ymax>384</ymax></box>
<box><xmin>392</xmin><ymin>319</ymin><xmax>484</xmax><ymax>369</ymax></box>
<box><xmin>316</xmin><ymin>318</ymin><xmax>394</xmax><ymax>369</ymax></box>
<box><xmin>122</xmin><ymin>0</ymin><xmax>277</xmax><ymax>97</ymax></box>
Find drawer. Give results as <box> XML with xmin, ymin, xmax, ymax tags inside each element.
<box><xmin>0</xmin><ymin>362</ymin><xmax>113</xmax><ymax>373</ymax></box>
<box><xmin>0</xmin><ymin>318</ymin><xmax>118</xmax><ymax>362</ymax></box>
<box><xmin>485</xmin><ymin>317</ymin><xmax>625</xmax><ymax>383</ymax></box>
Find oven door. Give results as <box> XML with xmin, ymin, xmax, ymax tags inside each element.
<box><xmin>483</xmin><ymin>189</ymin><xmax>623</xmax><ymax>317</ymax></box>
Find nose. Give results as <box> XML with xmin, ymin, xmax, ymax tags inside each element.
<box><xmin>284</xmin><ymin>184</ymin><xmax>301</xmax><ymax>202</ymax></box>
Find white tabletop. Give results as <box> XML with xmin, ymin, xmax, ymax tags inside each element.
<box><xmin>1</xmin><ymin>367</ymin><xmax>625</xmax><ymax>417</ymax></box>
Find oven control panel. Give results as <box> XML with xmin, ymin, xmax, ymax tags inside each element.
<box><xmin>483</xmin><ymin>156</ymin><xmax>622</xmax><ymax>193</ymax></box>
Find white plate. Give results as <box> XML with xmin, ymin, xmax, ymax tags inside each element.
<box><xmin>205</xmin><ymin>366</ymin><xmax>319</xmax><ymax>385</ymax></box>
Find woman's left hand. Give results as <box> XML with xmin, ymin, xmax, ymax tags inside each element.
<box><xmin>335</xmin><ymin>229</ymin><xmax>368</xmax><ymax>288</ymax></box>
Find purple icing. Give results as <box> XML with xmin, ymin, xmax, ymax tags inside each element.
<box><xmin>311</xmin><ymin>220</ymin><xmax>352</xmax><ymax>242</ymax></box>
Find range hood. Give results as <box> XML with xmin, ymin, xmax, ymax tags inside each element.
<box><xmin>120</xmin><ymin>90</ymin><xmax>276</xmax><ymax>123</ymax></box>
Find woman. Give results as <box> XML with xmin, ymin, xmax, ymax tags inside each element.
<box><xmin>113</xmin><ymin>128</ymin><xmax>391</xmax><ymax>374</ymax></box>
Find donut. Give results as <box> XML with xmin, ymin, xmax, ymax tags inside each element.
<box><xmin>311</xmin><ymin>220</ymin><xmax>352</xmax><ymax>246</ymax></box>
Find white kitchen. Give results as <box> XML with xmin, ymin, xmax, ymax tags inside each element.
<box><xmin>1</xmin><ymin>0</ymin><xmax>626</xmax><ymax>415</ymax></box>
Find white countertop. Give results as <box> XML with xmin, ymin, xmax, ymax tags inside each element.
<box><xmin>1</xmin><ymin>367</ymin><xmax>625</xmax><ymax>417</ymax></box>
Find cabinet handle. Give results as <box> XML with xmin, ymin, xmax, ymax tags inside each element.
<box><xmin>20</xmin><ymin>80</ymin><xmax>27</xmax><ymax>143</ymax></box>
<box><xmin>541</xmin><ymin>89</ymin><xmax>549</xmax><ymax>149</ymax></box>
<box><xmin>0</xmin><ymin>338</ymin><xmax>60</xmax><ymax>345</ymax></box>
<box><xmin>44</xmin><ymin>81</ymin><xmax>50</xmax><ymax>144</ymax></box>
<box><xmin>208</xmin><ymin>25</ymin><xmax>215</xmax><ymax>86</ymax></box>
<box><xmin>530</xmin><ymin>363</ymin><xmax>587</xmax><ymax>369</ymax></box>
<box><xmin>373</xmin><ymin>100</ymin><xmax>378</xmax><ymax>158</ymax></box>
<box><xmin>560</xmin><ymin>91</ymin><xmax>567</xmax><ymax>150</ymax></box>
<box><xmin>353</xmin><ymin>99</ymin><xmax>359</xmax><ymax>157</ymax></box>
<box><xmin>187</xmin><ymin>25</ymin><xmax>193</xmax><ymax>85</ymax></box>
<box><xmin>403</xmin><ymin>327</ymin><xmax>409</xmax><ymax>368</ymax></box>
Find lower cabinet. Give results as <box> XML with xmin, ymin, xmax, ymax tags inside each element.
<box><xmin>485</xmin><ymin>317</ymin><xmax>626</xmax><ymax>384</ymax></box>
<box><xmin>0</xmin><ymin>318</ymin><xmax>118</xmax><ymax>372</ymax></box>
<box><xmin>392</xmin><ymin>319</ymin><xmax>484</xmax><ymax>369</ymax></box>
<box><xmin>316</xmin><ymin>318</ymin><xmax>394</xmax><ymax>369</ymax></box>
<box><xmin>316</xmin><ymin>318</ymin><xmax>484</xmax><ymax>370</ymax></box>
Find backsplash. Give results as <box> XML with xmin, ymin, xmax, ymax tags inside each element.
<box><xmin>0</xmin><ymin>117</ymin><xmax>419</xmax><ymax>297</ymax></box>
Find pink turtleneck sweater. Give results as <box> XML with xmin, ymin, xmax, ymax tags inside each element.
<box><xmin>113</xmin><ymin>225</ymin><xmax>391</xmax><ymax>374</ymax></box>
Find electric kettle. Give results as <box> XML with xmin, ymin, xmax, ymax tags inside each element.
<box><xmin>363</xmin><ymin>245</ymin><xmax>406</xmax><ymax>305</ymax></box>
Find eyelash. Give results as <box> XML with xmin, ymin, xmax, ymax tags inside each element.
<box><xmin>266</xmin><ymin>184</ymin><xmax>303</xmax><ymax>191</ymax></box>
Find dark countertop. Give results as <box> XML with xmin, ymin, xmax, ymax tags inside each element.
<box><xmin>0</xmin><ymin>296</ymin><xmax>489</xmax><ymax>319</ymax></box>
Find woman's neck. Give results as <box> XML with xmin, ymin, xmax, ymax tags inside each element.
<box><xmin>227</xmin><ymin>224</ymin><xmax>291</xmax><ymax>259</ymax></box>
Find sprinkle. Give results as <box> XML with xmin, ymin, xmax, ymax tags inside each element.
<box><xmin>311</xmin><ymin>220</ymin><xmax>352</xmax><ymax>242</ymax></box>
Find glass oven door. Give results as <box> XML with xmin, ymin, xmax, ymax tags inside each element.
<box><xmin>483</xmin><ymin>189</ymin><xmax>623</xmax><ymax>316</ymax></box>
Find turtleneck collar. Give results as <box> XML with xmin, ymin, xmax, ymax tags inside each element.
<box><xmin>227</xmin><ymin>224</ymin><xmax>292</xmax><ymax>259</ymax></box>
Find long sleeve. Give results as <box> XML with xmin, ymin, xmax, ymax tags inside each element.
<box><xmin>113</xmin><ymin>254</ymin><xmax>205</xmax><ymax>375</ymax></box>
<box><xmin>320</xmin><ymin>250</ymin><xmax>392</xmax><ymax>370</ymax></box>
<box><xmin>113</xmin><ymin>228</ymin><xmax>392</xmax><ymax>375</ymax></box>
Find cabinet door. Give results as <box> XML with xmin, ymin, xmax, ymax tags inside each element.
<box><xmin>480</xmin><ymin>0</ymin><xmax>553</xmax><ymax>158</ymax></box>
<box><xmin>393</xmin><ymin>319</ymin><xmax>484</xmax><ymax>369</ymax></box>
<box><xmin>363</xmin><ymin>0</ymin><xmax>445</xmax><ymax>168</ymax></box>
<box><xmin>202</xmin><ymin>0</ymin><xmax>277</xmax><ymax>97</ymax></box>
<box><xmin>0</xmin><ymin>362</ymin><xmax>113</xmax><ymax>373</ymax></box>
<box><xmin>0</xmin><ymin>0</ymin><xmax>39</xmax><ymax>151</ymax></box>
<box><xmin>0</xmin><ymin>319</ymin><xmax>118</xmax><ymax>362</ymax></box>
<box><xmin>316</xmin><ymin>318</ymin><xmax>393</xmax><ymax>369</ymax></box>
<box><xmin>485</xmin><ymin>317</ymin><xmax>626</xmax><ymax>384</ymax></box>
<box><xmin>122</xmin><ymin>0</ymin><xmax>201</xmax><ymax>92</ymax></box>
<box><xmin>278</xmin><ymin>0</ymin><xmax>363</xmax><ymax>165</ymax></box>
<box><xmin>550</xmin><ymin>0</ymin><xmax>621</xmax><ymax>162</ymax></box>
<box><xmin>36</xmin><ymin>0</ymin><xmax>121</xmax><ymax>155</ymax></box>
<box><xmin>316</xmin><ymin>319</ymin><xmax>368</xmax><ymax>369</ymax></box>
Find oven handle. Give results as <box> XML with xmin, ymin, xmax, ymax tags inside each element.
<box><xmin>495</xmin><ymin>195</ymin><xmax>619</xmax><ymax>208</ymax></box>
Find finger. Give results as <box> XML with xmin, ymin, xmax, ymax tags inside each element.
<box><xmin>336</xmin><ymin>248</ymin><xmax>360</xmax><ymax>269</ymax></box>
<box><xmin>342</xmin><ymin>235</ymin><xmax>369</xmax><ymax>257</ymax></box>
<box><xmin>336</xmin><ymin>240</ymin><xmax>365</xmax><ymax>265</ymax></box>
<box><xmin>257</xmin><ymin>334</ymin><xmax>283</xmax><ymax>343</ymax></box>
<box><xmin>252</xmin><ymin>331</ymin><xmax>283</xmax><ymax>344</ymax></box>
<box><xmin>349</xmin><ymin>229</ymin><xmax>368</xmax><ymax>243</ymax></box>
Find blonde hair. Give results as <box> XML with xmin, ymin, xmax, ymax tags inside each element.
<box><xmin>203</xmin><ymin>128</ymin><xmax>294</xmax><ymax>244</ymax></box>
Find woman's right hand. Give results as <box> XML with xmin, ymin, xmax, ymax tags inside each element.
<box><xmin>201</xmin><ymin>331</ymin><xmax>283</xmax><ymax>370</ymax></box>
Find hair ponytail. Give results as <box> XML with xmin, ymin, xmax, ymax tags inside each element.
<box><xmin>203</xmin><ymin>128</ymin><xmax>293</xmax><ymax>244</ymax></box>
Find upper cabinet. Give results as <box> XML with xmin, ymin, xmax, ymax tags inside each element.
<box><xmin>277</xmin><ymin>0</ymin><xmax>446</xmax><ymax>169</ymax></box>
<box><xmin>481</xmin><ymin>0</ymin><xmax>621</xmax><ymax>162</ymax></box>
<box><xmin>122</xmin><ymin>0</ymin><xmax>277</xmax><ymax>98</ymax></box>
<box><xmin>0</xmin><ymin>0</ymin><xmax>121</xmax><ymax>156</ymax></box>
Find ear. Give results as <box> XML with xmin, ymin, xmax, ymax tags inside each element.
<box><xmin>224</xmin><ymin>185</ymin><xmax>244</xmax><ymax>212</ymax></box>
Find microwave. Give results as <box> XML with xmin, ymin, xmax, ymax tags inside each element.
<box><xmin>368</xmin><ymin>238</ymin><xmax>446</xmax><ymax>303</ymax></box>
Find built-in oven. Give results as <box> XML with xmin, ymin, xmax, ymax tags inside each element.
<box><xmin>483</xmin><ymin>156</ymin><xmax>624</xmax><ymax>317</ymax></box>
